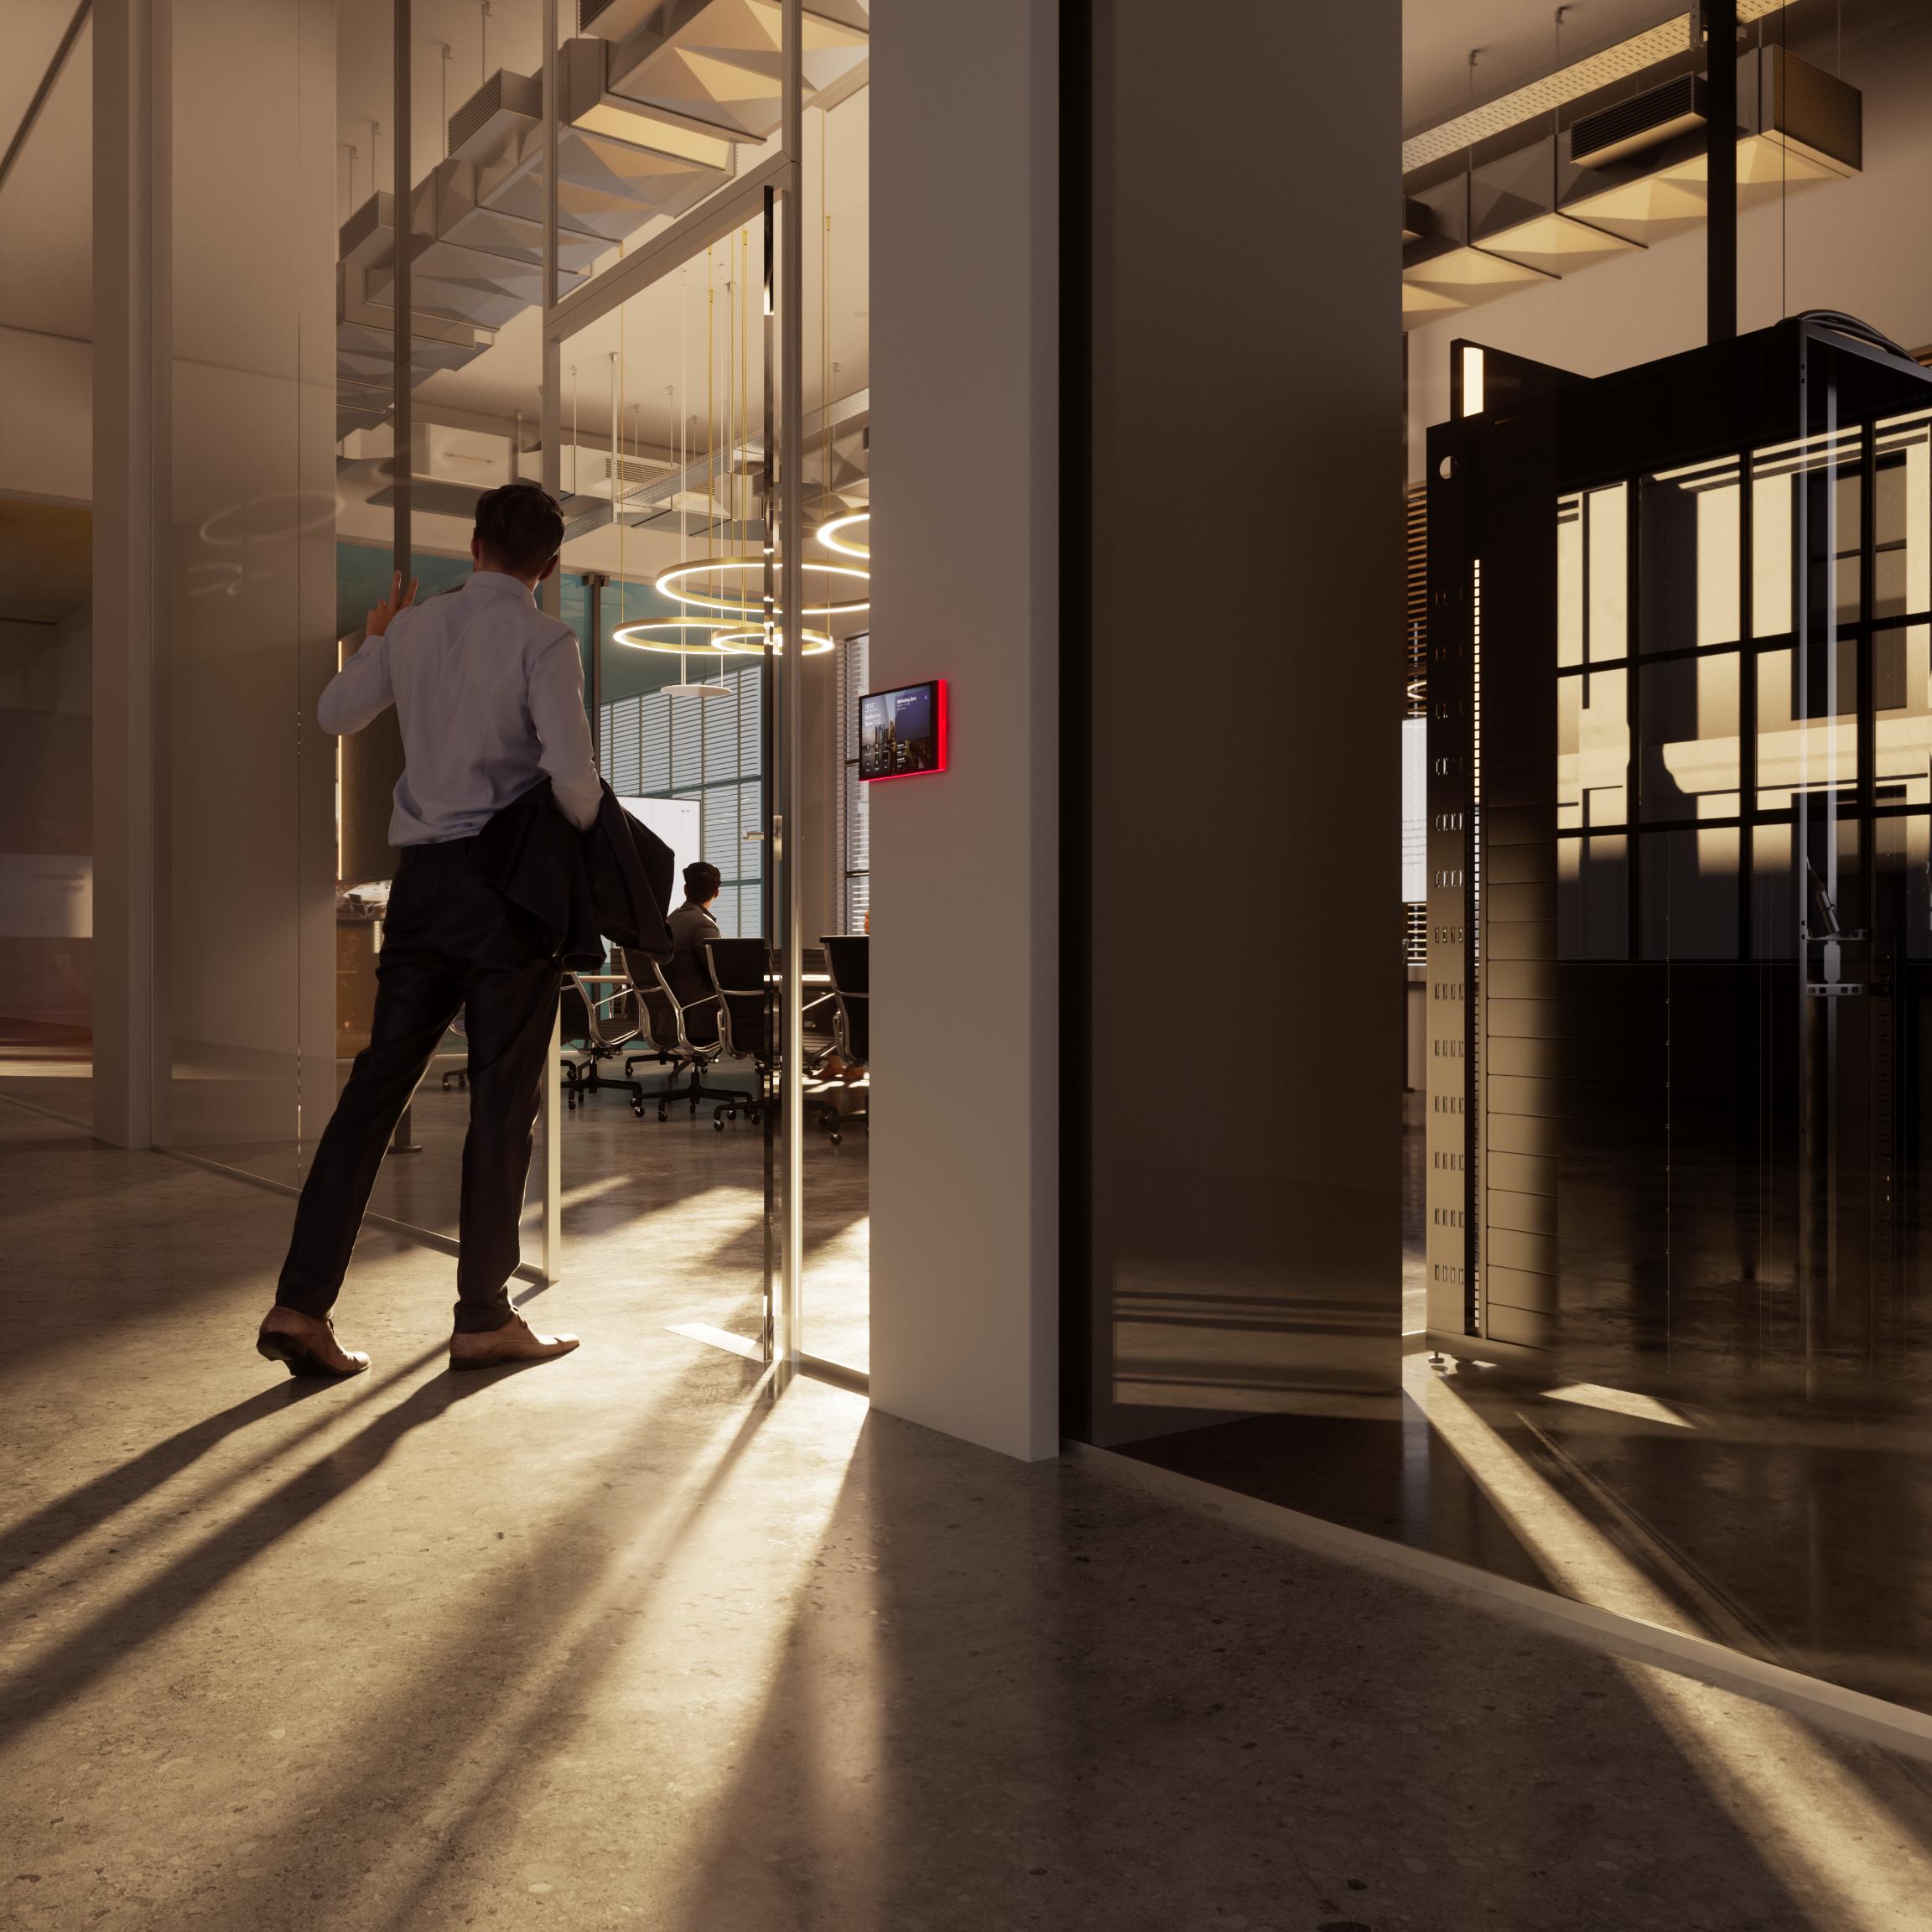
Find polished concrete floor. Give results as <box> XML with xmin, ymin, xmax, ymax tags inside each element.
<box><xmin>0</xmin><ymin>1032</ymin><xmax>870</xmax><ymax>1373</ymax></box>
<box><xmin>11</xmin><ymin>1104</ymin><xmax>1932</xmax><ymax>1929</ymax></box>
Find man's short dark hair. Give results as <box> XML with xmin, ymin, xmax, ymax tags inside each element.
<box><xmin>684</xmin><ymin>861</ymin><xmax>723</xmax><ymax>903</ymax></box>
<box><xmin>474</xmin><ymin>480</ymin><xmax>564</xmax><ymax>577</ymax></box>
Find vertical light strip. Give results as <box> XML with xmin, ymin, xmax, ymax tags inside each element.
<box><xmin>538</xmin><ymin>0</ymin><xmax>564</xmax><ymax>1284</ymax></box>
<box><xmin>1469</xmin><ymin>555</ymin><xmax>1484</xmax><ymax>1335</ymax></box>
<box><xmin>779</xmin><ymin>0</ymin><xmax>806</xmax><ymax>1374</ymax></box>
<box><xmin>1461</xmin><ymin>344</ymin><xmax>1486</xmax><ymax>418</ymax></box>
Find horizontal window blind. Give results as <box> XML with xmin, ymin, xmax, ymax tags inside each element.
<box><xmin>600</xmin><ymin>665</ymin><xmax>765</xmax><ymax>937</ymax></box>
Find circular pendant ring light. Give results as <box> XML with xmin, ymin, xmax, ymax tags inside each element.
<box><xmin>654</xmin><ymin>555</ymin><xmax>870</xmax><ymax>617</ymax></box>
<box><xmin>611</xmin><ymin>618</ymin><xmax>766</xmax><ymax>656</ymax></box>
<box><xmin>814</xmin><ymin>511</ymin><xmax>870</xmax><ymax>559</ymax></box>
<box><xmin>708</xmin><ymin>626</ymin><xmax>837</xmax><ymax>657</ymax></box>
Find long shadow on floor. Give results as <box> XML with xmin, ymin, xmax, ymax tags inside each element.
<box><xmin>647</xmin><ymin>1411</ymin><xmax>1932</xmax><ymax>1932</ymax></box>
<box><xmin>0</xmin><ymin>1358</ymin><xmax>546</xmax><ymax>1749</ymax></box>
<box><xmin>0</xmin><ymin>1379</ymin><xmax>339</xmax><ymax>1587</ymax></box>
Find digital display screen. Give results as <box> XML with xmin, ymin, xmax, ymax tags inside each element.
<box><xmin>859</xmin><ymin>678</ymin><xmax>948</xmax><ymax>781</ymax></box>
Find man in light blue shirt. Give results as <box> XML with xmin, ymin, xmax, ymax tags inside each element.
<box><xmin>257</xmin><ymin>481</ymin><xmax>593</xmax><ymax>1379</ymax></box>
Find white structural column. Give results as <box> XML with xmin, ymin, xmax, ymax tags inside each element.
<box><xmin>91</xmin><ymin>0</ymin><xmax>167</xmax><ymax>1150</ymax></box>
<box><xmin>868</xmin><ymin>2</ymin><xmax>1061</xmax><ymax>1460</ymax></box>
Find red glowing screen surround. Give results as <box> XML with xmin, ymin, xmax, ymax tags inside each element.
<box><xmin>858</xmin><ymin>678</ymin><xmax>948</xmax><ymax>782</ymax></box>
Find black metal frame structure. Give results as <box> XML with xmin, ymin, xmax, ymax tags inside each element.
<box><xmin>1427</xmin><ymin>315</ymin><xmax>1932</xmax><ymax>1403</ymax></box>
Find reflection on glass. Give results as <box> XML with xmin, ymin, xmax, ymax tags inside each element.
<box><xmin>1873</xmin><ymin>812</ymin><xmax>1932</xmax><ymax>960</ymax></box>
<box><xmin>1558</xmin><ymin>494</ymin><xmax>1581</xmax><ymax>668</ymax></box>
<box><xmin>1874</xmin><ymin>412</ymin><xmax>1932</xmax><ymax>621</ymax></box>
<box><xmin>1556</xmin><ymin>486</ymin><xmax>1628</xmax><ymax>665</ymax></box>
<box><xmin>1556</xmin><ymin>834</ymin><xmax>1628</xmax><ymax>960</ymax></box>
<box><xmin>1752</xmin><ymin>818</ymin><xmax>1860</xmax><ymax>954</ymax></box>
<box><xmin>1758</xmin><ymin>641</ymin><xmax>1858</xmax><ymax>811</ymax></box>
<box><xmin>1750</xmin><ymin>821</ymin><xmax>1793</xmax><ymax>957</ymax></box>
<box><xmin>1753</xmin><ymin>465</ymin><xmax>1792</xmax><ymax>636</ymax></box>
<box><xmin>1643</xmin><ymin>460</ymin><xmax>1738</xmax><ymax>652</ymax></box>
<box><xmin>1640</xmin><ymin>652</ymin><xmax>1739</xmax><ymax>820</ymax></box>
<box><xmin>1588</xmin><ymin>483</ymin><xmax>1627</xmax><ymax>662</ymax></box>
<box><xmin>1752</xmin><ymin>437</ymin><xmax>1862</xmax><ymax>635</ymax></box>
<box><xmin>1640</xmin><ymin>826</ymin><xmax>1739</xmax><ymax>959</ymax></box>
<box><xmin>1875</xmin><ymin>626</ymin><xmax>1932</xmax><ymax>808</ymax></box>
<box><xmin>1798</xmin><ymin>813</ymin><xmax>1865</xmax><ymax>939</ymax></box>
<box><xmin>1834</xmin><ymin>465</ymin><xmax>1864</xmax><ymax>630</ymax></box>
<box><xmin>1557</xmin><ymin>668</ymin><xmax>1628</xmax><ymax>828</ymax></box>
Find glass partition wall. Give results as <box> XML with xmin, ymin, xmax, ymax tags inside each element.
<box><xmin>158</xmin><ymin>0</ymin><xmax>343</xmax><ymax>1194</ymax></box>
<box><xmin>141</xmin><ymin>0</ymin><xmax>857</xmax><ymax>1374</ymax></box>
<box><xmin>554</xmin><ymin>217</ymin><xmax>782</xmax><ymax>1358</ymax></box>
<box><xmin>797</xmin><ymin>88</ymin><xmax>871</xmax><ymax>1378</ymax></box>
<box><xmin>1425</xmin><ymin>321</ymin><xmax>1932</xmax><ymax>1706</ymax></box>
<box><xmin>0</xmin><ymin>0</ymin><xmax>91</xmax><ymax>1130</ymax></box>
<box><xmin>532</xmin><ymin>0</ymin><xmax>863</xmax><ymax>1373</ymax></box>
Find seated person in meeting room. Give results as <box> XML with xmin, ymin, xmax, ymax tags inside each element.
<box><xmin>650</xmin><ymin>860</ymin><xmax>724</xmax><ymax>1046</ymax></box>
<box><xmin>254</xmin><ymin>480</ymin><xmax>591</xmax><ymax>1381</ymax></box>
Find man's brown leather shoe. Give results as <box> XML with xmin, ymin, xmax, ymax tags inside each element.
<box><xmin>449</xmin><ymin>1314</ymin><xmax>580</xmax><ymax>1371</ymax></box>
<box><xmin>257</xmin><ymin>1306</ymin><xmax>371</xmax><ymax>1379</ymax></box>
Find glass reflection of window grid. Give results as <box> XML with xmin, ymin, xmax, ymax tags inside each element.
<box><xmin>1641</xmin><ymin>652</ymin><xmax>1739</xmax><ymax>821</ymax></box>
<box><xmin>1643</xmin><ymin>458</ymin><xmax>1740</xmax><ymax>653</ymax></box>
<box><xmin>1557</xmin><ymin>667</ymin><xmax>1628</xmax><ymax>829</ymax></box>
<box><xmin>1557</xmin><ymin>410</ymin><xmax>1932</xmax><ymax>958</ymax></box>
<box><xmin>1556</xmin><ymin>483</ymin><xmax>1627</xmax><ymax>667</ymax></box>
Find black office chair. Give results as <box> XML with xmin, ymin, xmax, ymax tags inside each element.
<box><xmin>705</xmin><ymin>937</ymin><xmax>843</xmax><ymax>1135</ymax></box>
<box><xmin>619</xmin><ymin>948</ymin><xmax>750</xmax><ymax>1123</ymax></box>
<box><xmin>440</xmin><ymin>1005</ymin><xmax>469</xmax><ymax>1090</ymax></box>
<box><xmin>559</xmin><ymin>969</ymin><xmax>648</xmax><ymax>1116</ymax></box>
<box><xmin>819</xmin><ymin>933</ymin><xmax>870</xmax><ymax>1147</ymax></box>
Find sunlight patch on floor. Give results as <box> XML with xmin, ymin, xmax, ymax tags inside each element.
<box><xmin>1406</xmin><ymin>1353</ymin><xmax>1932</xmax><ymax>1929</ymax></box>
<box><xmin>1540</xmin><ymin>1382</ymin><xmax>1693</xmax><ymax>1428</ymax></box>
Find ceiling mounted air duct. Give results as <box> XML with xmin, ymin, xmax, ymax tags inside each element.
<box><xmin>477</xmin><ymin>120</ymin><xmax>726</xmax><ymax>240</ymax></box>
<box><xmin>579</xmin><ymin>0</ymin><xmax>870</xmax><ymax>48</ymax></box>
<box><xmin>558</xmin><ymin>37</ymin><xmax>734</xmax><ymax>166</ymax></box>
<box><xmin>449</xmin><ymin>68</ymin><xmax>542</xmax><ymax>163</ymax></box>
<box><xmin>1402</xmin><ymin>42</ymin><xmax>1859</xmax><ymax>331</ymax></box>
<box><xmin>601</xmin><ymin>0</ymin><xmax>869</xmax><ymax>142</ymax></box>
<box><xmin>348</xmin><ymin>192</ymin><xmax>592</xmax><ymax>329</ymax></box>
<box><xmin>335</xmin><ymin>262</ymin><xmax>494</xmax><ymax>440</ymax></box>
<box><xmin>1569</xmin><ymin>73</ymin><xmax>1708</xmax><ymax>169</ymax></box>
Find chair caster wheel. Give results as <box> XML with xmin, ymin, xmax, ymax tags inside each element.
<box><xmin>714</xmin><ymin>1117</ymin><xmax>725</xmax><ymax>1132</ymax></box>
<box><xmin>657</xmin><ymin>1104</ymin><xmax>668</xmax><ymax>1122</ymax></box>
<box><xmin>830</xmin><ymin>1130</ymin><xmax>841</xmax><ymax>1147</ymax></box>
<box><xmin>631</xmin><ymin>1101</ymin><xmax>645</xmax><ymax>1118</ymax></box>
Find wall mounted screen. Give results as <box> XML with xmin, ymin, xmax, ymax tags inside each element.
<box><xmin>859</xmin><ymin>678</ymin><xmax>948</xmax><ymax>781</ymax></box>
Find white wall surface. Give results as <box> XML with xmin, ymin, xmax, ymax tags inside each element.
<box><xmin>0</xmin><ymin>328</ymin><xmax>91</xmax><ymax>503</ymax></box>
<box><xmin>867</xmin><ymin>0</ymin><xmax>1060</xmax><ymax>1461</ymax></box>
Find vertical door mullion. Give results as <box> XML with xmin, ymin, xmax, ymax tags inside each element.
<box><xmin>538</xmin><ymin>0</ymin><xmax>563</xmax><ymax>1283</ymax></box>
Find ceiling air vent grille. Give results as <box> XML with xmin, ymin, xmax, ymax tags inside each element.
<box><xmin>448</xmin><ymin>69</ymin><xmax>540</xmax><ymax>163</ymax></box>
<box><xmin>1570</xmin><ymin>73</ymin><xmax>1708</xmax><ymax>170</ymax></box>
<box><xmin>579</xmin><ymin>0</ymin><xmax>660</xmax><ymax>34</ymax></box>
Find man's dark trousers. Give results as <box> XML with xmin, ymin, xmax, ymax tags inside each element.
<box><xmin>276</xmin><ymin>836</ymin><xmax>560</xmax><ymax>1332</ymax></box>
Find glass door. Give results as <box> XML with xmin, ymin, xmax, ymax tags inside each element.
<box><xmin>550</xmin><ymin>214</ymin><xmax>784</xmax><ymax>1365</ymax></box>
